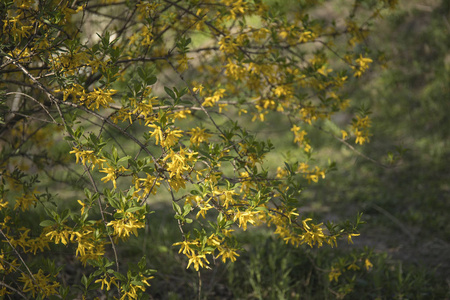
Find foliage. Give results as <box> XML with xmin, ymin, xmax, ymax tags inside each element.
<box><xmin>0</xmin><ymin>0</ymin><xmax>398</xmax><ymax>298</ymax></box>
<box><xmin>224</xmin><ymin>235</ymin><xmax>444</xmax><ymax>300</ymax></box>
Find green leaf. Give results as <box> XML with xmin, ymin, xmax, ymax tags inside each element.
<box><xmin>182</xmin><ymin>204</ymin><xmax>191</xmax><ymax>217</ymax></box>
<box><xmin>126</xmin><ymin>206</ymin><xmax>142</xmax><ymax>213</ymax></box>
<box><xmin>147</xmin><ymin>75</ymin><xmax>157</xmax><ymax>85</ymax></box>
<box><xmin>63</xmin><ymin>135</ymin><xmax>75</xmax><ymax>141</ymax></box>
<box><xmin>113</xmin><ymin>271</ymin><xmax>127</xmax><ymax>282</ymax></box>
<box><xmin>172</xmin><ymin>202</ymin><xmax>182</xmax><ymax>215</ymax></box>
<box><xmin>164</xmin><ymin>86</ymin><xmax>176</xmax><ymax>100</ymax></box>
<box><xmin>39</xmin><ymin>220</ymin><xmax>56</xmax><ymax>227</ymax></box>
<box><xmin>131</xmin><ymin>280</ymin><xmax>145</xmax><ymax>286</ymax></box>
<box><xmin>190</xmin><ymin>189</ymin><xmax>200</xmax><ymax>196</ymax></box>
<box><xmin>81</xmin><ymin>274</ymin><xmax>88</xmax><ymax>288</ymax></box>
<box><xmin>60</xmin><ymin>208</ymin><xmax>70</xmax><ymax>221</ymax></box>
<box><xmin>254</xmin><ymin>206</ymin><xmax>269</xmax><ymax>213</ymax></box>
<box><xmin>137</xmin><ymin>66</ymin><xmax>146</xmax><ymax>81</ymax></box>
<box><xmin>218</xmin><ymin>156</ymin><xmax>234</xmax><ymax>161</ymax></box>
<box><xmin>118</xmin><ymin>155</ymin><xmax>132</xmax><ymax>162</ymax></box>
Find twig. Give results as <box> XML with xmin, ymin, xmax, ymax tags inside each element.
<box><xmin>0</xmin><ymin>281</ymin><xmax>28</xmax><ymax>299</ymax></box>
<box><xmin>82</xmin><ymin>163</ymin><xmax>121</xmax><ymax>273</ymax></box>
<box><xmin>197</xmin><ymin>270</ymin><xmax>202</xmax><ymax>300</ymax></box>
<box><xmin>6</xmin><ymin>92</ymin><xmax>58</xmax><ymax>124</ymax></box>
<box><xmin>370</xmin><ymin>203</ymin><xmax>415</xmax><ymax>243</ymax></box>
<box><xmin>316</xmin><ymin>125</ymin><xmax>390</xmax><ymax>169</ymax></box>
<box><xmin>0</xmin><ymin>229</ymin><xmax>39</xmax><ymax>292</ymax></box>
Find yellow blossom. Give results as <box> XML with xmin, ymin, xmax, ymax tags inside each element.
<box><xmin>107</xmin><ymin>211</ymin><xmax>145</xmax><ymax>241</ymax></box>
<box><xmin>100</xmin><ymin>165</ymin><xmax>129</xmax><ymax>189</ymax></box>
<box><xmin>187</xmin><ymin>251</ymin><xmax>210</xmax><ymax>271</ymax></box>
<box><xmin>365</xmin><ymin>258</ymin><xmax>373</xmax><ymax>270</ymax></box>
<box><xmin>95</xmin><ymin>275</ymin><xmax>118</xmax><ymax>291</ymax></box>
<box><xmin>203</xmin><ymin>88</ymin><xmax>226</xmax><ymax>107</ymax></box>
<box><xmin>346</xmin><ymin>233</ymin><xmax>360</xmax><ymax>244</ymax></box>
<box><xmin>347</xmin><ymin>262</ymin><xmax>360</xmax><ymax>271</ymax></box>
<box><xmin>216</xmin><ymin>245</ymin><xmax>240</xmax><ymax>263</ymax></box>
<box><xmin>0</xmin><ymin>199</ymin><xmax>8</xmax><ymax>210</ymax></box>
<box><xmin>173</xmin><ymin>109</ymin><xmax>191</xmax><ymax>119</ymax></box>
<box><xmin>298</xmin><ymin>30</ymin><xmax>315</xmax><ymax>43</ymax></box>
<box><xmin>351</xmin><ymin>54</ymin><xmax>373</xmax><ymax>77</ymax></box>
<box><xmin>77</xmin><ymin>200</ymin><xmax>87</xmax><ymax>215</ymax></box>
<box><xmin>14</xmin><ymin>192</ymin><xmax>37</xmax><ymax>211</ymax></box>
<box><xmin>18</xmin><ymin>270</ymin><xmax>60</xmax><ymax>298</ymax></box>
<box><xmin>233</xmin><ymin>210</ymin><xmax>258</xmax><ymax>231</ymax></box>
<box><xmin>163</xmin><ymin>148</ymin><xmax>197</xmax><ymax>178</ymax></box>
<box><xmin>173</xmin><ymin>239</ymin><xmax>195</xmax><ymax>256</ymax></box>
<box><xmin>328</xmin><ymin>267</ymin><xmax>342</xmax><ymax>282</ymax></box>
<box><xmin>189</xmin><ymin>127</ymin><xmax>212</xmax><ymax>145</ymax></box>
<box><xmin>148</xmin><ymin>125</ymin><xmax>183</xmax><ymax>148</ymax></box>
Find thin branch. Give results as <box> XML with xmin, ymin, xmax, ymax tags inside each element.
<box><xmin>316</xmin><ymin>125</ymin><xmax>390</xmax><ymax>169</ymax></box>
<box><xmin>6</xmin><ymin>92</ymin><xmax>58</xmax><ymax>124</ymax></box>
<box><xmin>3</xmin><ymin>57</ymin><xmax>63</xmax><ymax>122</ymax></box>
<box><xmin>2</xmin><ymin>111</ymin><xmax>57</xmax><ymax>125</ymax></box>
<box><xmin>370</xmin><ymin>203</ymin><xmax>415</xmax><ymax>242</ymax></box>
<box><xmin>81</xmin><ymin>163</ymin><xmax>121</xmax><ymax>273</ymax></box>
<box><xmin>0</xmin><ymin>228</ymin><xmax>38</xmax><ymax>290</ymax></box>
<box><xmin>0</xmin><ymin>281</ymin><xmax>28</xmax><ymax>299</ymax></box>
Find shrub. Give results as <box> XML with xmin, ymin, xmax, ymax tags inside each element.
<box><xmin>0</xmin><ymin>0</ymin><xmax>397</xmax><ymax>298</ymax></box>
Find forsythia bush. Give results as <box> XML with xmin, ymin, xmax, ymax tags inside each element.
<box><xmin>0</xmin><ymin>0</ymin><xmax>396</xmax><ymax>298</ymax></box>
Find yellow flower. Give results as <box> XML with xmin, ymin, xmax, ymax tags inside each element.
<box><xmin>216</xmin><ymin>245</ymin><xmax>240</xmax><ymax>263</ymax></box>
<box><xmin>351</xmin><ymin>54</ymin><xmax>373</xmax><ymax>77</ymax></box>
<box><xmin>163</xmin><ymin>128</ymin><xmax>184</xmax><ymax>148</ymax></box>
<box><xmin>218</xmin><ymin>36</ymin><xmax>238</xmax><ymax>54</ymax></box>
<box><xmin>346</xmin><ymin>233</ymin><xmax>360</xmax><ymax>244</ymax></box>
<box><xmin>100</xmin><ymin>165</ymin><xmax>129</xmax><ymax>189</ymax></box>
<box><xmin>95</xmin><ymin>275</ymin><xmax>118</xmax><ymax>291</ymax></box>
<box><xmin>203</xmin><ymin>88</ymin><xmax>226</xmax><ymax>107</ymax></box>
<box><xmin>173</xmin><ymin>240</ymin><xmax>195</xmax><ymax>256</ymax></box>
<box><xmin>18</xmin><ymin>270</ymin><xmax>60</xmax><ymax>297</ymax></box>
<box><xmin>273</xmin><ymin>84</ymin><xmax>292</xmax><ymax>97</ymax></box>
<box><xmin>0</xmin><ymin>198</ymin><xmax>8</xmax><ymax>210</ymax></box>
<box><xmin>45</xmin><ymin>228</ymin><xmax>72</xmax><ymax>246</ymax></box>
<box><xmin>85</xmin><ymin>88</ymin><xmax>117</xmax><ymax>110</ymax></box>
<box><xmin>173</xmin><ymin>109</ymin><xmax>191</xmax><ymax>119</ymax></box>
<box><xmin>352</xmin><ymin>115</ymin><xmax>372</xmax><ymax>145</ymax></box>
<box><xmin>196</xmin><ymin>201</ymin><xmax>213</xmax><ymax>219</ymax></box>
<box><xmin>365</xmin><ymin>258</ymin><xmax>373</xmax><ymax>271</ymax></box>
<box><xmin>193</xmin><ymin>84</ymin><xmax>204</xmax><ymax>95</ymax></box>
<box><xmin>14</xmin><ymin>192</ymin><xmax>37</xmax><ymax>211</ymax></box>
<box><xmin>148</xmin><ymin>125</ymin><xmax>183</xmax><ymax>148</ymax></box>
<box><xmin>187</xmin><ymin>251</ymin><xmax>210</xmax><ymax>271</ymax></box>
<box><xmin>168</xmin><ymin>176</ymin><xmax>187</xmax><ymax>192</ymax></box>
<box><xmin>189</xmin><ymin>127</ymin><xmax>212</xmax><ymax>145</ymax></box>
<box><xmin>298</xmin><ymin>30</ymin><xmax>314</xmax><ymax>43</ymax></box>
<box><xmin>300</xmin><ymin>219</ymin><xmax>327</xmax><ymax>247</ymax></box>
<box><xmin>107</xmin><ymin>212</ymin><xmax>145</xmax><ymax>241</ymax></box>
<box><xmin>163</xmin><ymin>148</ymin><xmax>197</xmax><ymax>178</ymax></box>
<box><xmin>69</xmin><ymin>147</ymin><xmax>105</xmax><ymax>169</ymax></box>
<box><xmin>347</xmin><ymin>262</ymin><xmax>360</xmax><ymax>271</ymax></box>
<box><xmin>328</xmin><ymin>267</ymin><xmax>342</xmax><ymax>282</ymax></box>
<box><xmin>77</xmin><ymin>200</ymin><xmax>87</xmax><ymax>215</ymax></box>
<box><xmin>233</xmin><ymin>210</ymin><xmax>258</xmax><ymax>231</ymax></box>
<box><xmin>305</xmin><ymin>166</ymin><xmax>326</xmax><ymax>183</ymax></box>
